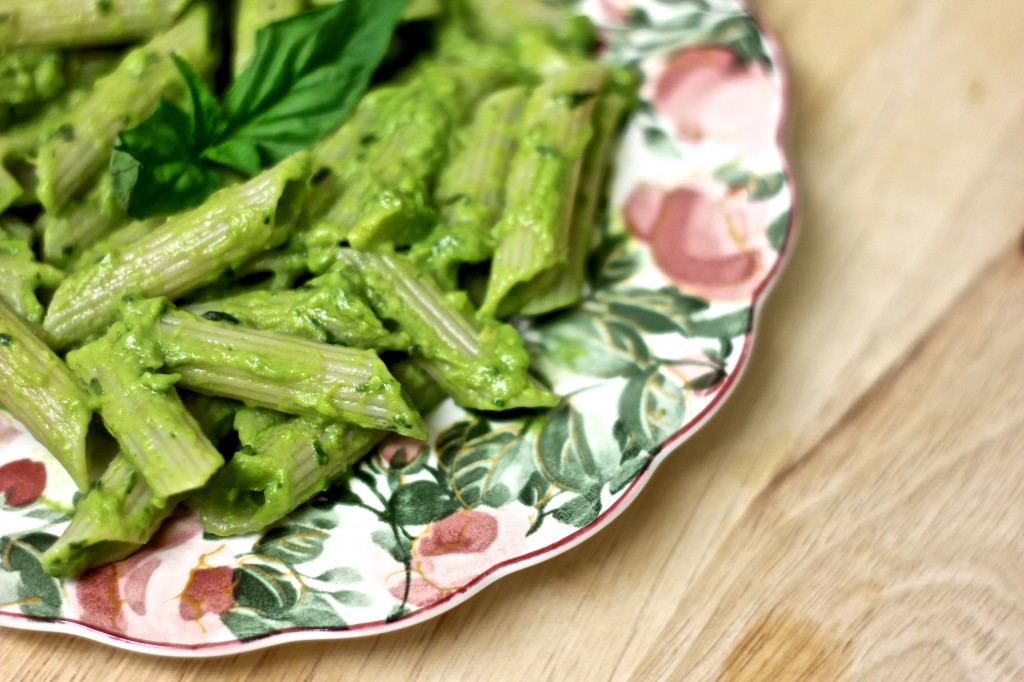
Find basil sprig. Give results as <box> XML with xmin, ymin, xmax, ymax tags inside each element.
<box><xmin>111</xmin><ymin>0</ymin><xmax>408</xmax><ymax>219</ymax></box>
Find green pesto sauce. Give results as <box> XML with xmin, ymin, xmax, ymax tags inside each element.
<box><xmin>42</xmin><ymin>457</ymin><xmax>172</xmax><ymax>577</ymax></box>
<box><xmin>349</xmin><ymin>255</ymin><xmax>555</xmax><ymax>410</ymax></box>
<box><xmin>0</xmin><ymin>232</ymin><xmax>64</xmax><ymax>326</ymax></box>
<box><xmin>0</xmin><ymin>49</ymin><xmax>65</xmax><ymax>107</ymax></box>
<box><xmin>191</xmin><ymin>271</ymin><xmax>410</xmax><ymax>349</ymax></box>
<box><xmin>68</xmin><ymin>297</ymin><xmax>172</xmax><ymax>410</ymax></box>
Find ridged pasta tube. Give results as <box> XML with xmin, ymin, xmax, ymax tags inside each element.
<box><xmin>0</xmin><ymin>228</ymin><xmax>63</xmax><ymax>326</ymax></box>
<box><xmin>152</xmin><ymin>307</ymin><xmax>428</xmax><ymax>438</ymax></box>
<box><xmin>520</xmin><ymin>86</ymin><xmax>633</xmax><ymax>315</ymax></box>
<box><xmin>0</xmin><ymin>300</ymin><xmax>92</xmax><ymax>490</ymax></box>
<box><xmin>42</xmin><ymin>456</ymin><xmax>179</xmax><ymax>577</ymax></box>
<box><xmin>43</xmin><ymin>151</ymin><xmax>311</xmax><ymax>349</ymax></box>
<box><xmin>184</xmin><ymin>270</ymin><xmax>409</xmax><ymax>350</ymax></box>
<box><xmin>197</xmin><ymin>361</ymin><xmax>445</xmax><ymax>536</ymax></box>
<box><xmin>0</xmin><ymin>0</ymin><xmax>192</xmax><ymax>50</ymax></box>
<box><xmin>39</xmin><ymin>174</ymin><xmax>127</xmax><ymax>267</ymax></box>
<box><xmin>34</xmin><ymin>3</ymin><xmax>215</xmax><ymax>210</ymax></box>
<box><xmin>411</xmin><ymin>86</ymin><xmax>527</xmax><ymax>288</ymax></box>
<box><xmin>199</xmin><ymin>415</ymin><xmax>382</xmax><ymax>536</ymax></box>
<box><xmin>67</xmin><ymin>312</ymin><xmax>225</xmax><ymax>502</ymax></box>
<box><xmin>336</xmin><ymin>249</ymin><xmax>557</xmax><ymax>411</ymax></box>
<box><xmin>480</xmin><ymin>65</ymin><xmax>605</xmax><ymax>317</ymax></box>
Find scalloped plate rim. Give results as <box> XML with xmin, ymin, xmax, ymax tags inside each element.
<box><xmin>0</xmin><ymin>0</ymin><xmax>798</xmax><ymax>657</ymax></box>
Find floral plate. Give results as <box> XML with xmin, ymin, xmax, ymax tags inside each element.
<box><xmin>0</xmin><ymin>0</ymin><xmax>794</xmax><ymax>656</ymax></box>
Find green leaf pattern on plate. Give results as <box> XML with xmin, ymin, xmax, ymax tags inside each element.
<box><xmin>0</xmin><ymin>0</ymin><xmax>794</xmax><ymax>651</ymax></box>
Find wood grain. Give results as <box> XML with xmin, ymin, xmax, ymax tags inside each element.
<box><xmin>634</xmin><ymin>251</ymin><xmax>1024</xmax><ymax>681</ymax></box>
<box><xmin>2</xmin><ymin>0</ymin><xmax>1024</xmax><ymax>679</ymax></box>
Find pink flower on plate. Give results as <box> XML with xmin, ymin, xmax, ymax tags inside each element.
<box><xmin>624</xmin><ymin>179</ymin><xmax>776</xmax><ymax>300</ymax></box>
<box><xmin>597</xmin><ymin>0</ymin><xmax>634</xmax><ymax>23</ymax></box>
<box><xmin>0</xmin><ymin>416</ymin><xmax>19</xmax><ymax>449</ymax></box>
<box><xmin>378</xmin><ymin>435</ymin><xmax>428</xmax><ymax>469</ymax></box>
<box><xmin>0</xmin><ymin>459</ymin><xmax>46</xmax><ymax>507</ymax></box>
<box><xmin>178</xmin><ymin>566</ymin><xmax>236</xmax><ymax>621</ymax></box>
<box><xmin>653</xmin><ymin>46</ymin><xmax>780</xmax><ymax>156</ymax></box>
<box><xmin>75</xmin><ymin>564</ymin><xmax>129</xmax><ymax>633</ymax></box>
<box><xmin>667</xmin><ymin>352</ymin><xmax>727</xmax><ymax>398</ymax></box>
<box><xmin>71</xmin><ymin>511</ymin><xmax>237</xmax><ymax>642</ymax></box>
<box><xmin>385</xmin><ymin>506</ymin><xmax>532</xmax><ymax>608</ymax></box>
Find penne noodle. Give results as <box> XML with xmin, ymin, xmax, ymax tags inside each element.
<box><xmin>0</xmin><ymin>0</ymin><xmax>192</xmax><ymax>50</ymax></box>
<box><xmin>336</xmin><ymin>249</ymin><xmax>558</xmax><ymax>411</ymax></box>
<box><xmin>34</xmin><ymin>3</ymin><xmax>216</xmax><ymax>211</ymax></box>
<box><xmin>481</xmin><ymin>64</ymin><xmax>606</xmax><ymax>317</ymax></box>
<box><xmin>42</xmin><ymin>457</ymin><xmax>179</xmax><ymax>577</ymax></box>
<box><xmin>154</xmin><ymin>307</ymin><xmax>427</xmax><ymax>438</ymax></box>
<box><xmin>185</xmin><ymin>270</ymin><xmax>410</xmax><ymax>350</ymax></box>
<box><xmin>0</xmin><ymin>300</ymin><xmax>92</xmax><ymax>490</ymax></box>
<box><xmin>67</xmin><ymin>319</ymin><xmax>225</xmax><ymax>502</ymax></box>
<box><xmin>43</xmin><ymin>151</ymin><xmax>310</xmax><ymax>349</ymax></box>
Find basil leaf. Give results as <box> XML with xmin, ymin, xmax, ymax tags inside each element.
<box><xmin>111</xmin><ymin>99</ymin><xmax>220</xmax><ymax>219</ymax></box>
<box><xmin>206</xmin><ymin>0</ymin><xmax>408</xmax><ymax>174</ymax></box>
<box><xmin>110</xmin><ymin>0</ymin><xmax>408</xmax><ymax>218</ymax></box>
<box><xmin>172</xmin><ymin>54</ymin><xmax>224</xmax><ymax>149</ymax></box>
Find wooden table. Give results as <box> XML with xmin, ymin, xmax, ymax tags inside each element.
<box><xmin>4</xmin><ymin>0</ymin><xmax>1023</xmax><ymax>679</ymax></box>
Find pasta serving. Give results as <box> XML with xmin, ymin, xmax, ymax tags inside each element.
<box><xmin>0</xmin><ymin>0</ymin><xmax>636</xmax><ymax>577</ymax></box>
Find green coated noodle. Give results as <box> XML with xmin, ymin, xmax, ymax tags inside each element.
<box><xmin>305</xmin><ymin>64</ymin><xmax>508</xmax><ymax>264</ymax></box>
<box><xmin>182</xmin><ymin>392</ymin><xmax>241</xmax><ymax>444</ymax></box>
<box><xmin>197</xmin><ymin>360</ymin><xmax>445</xmax><ymax>537</ymax></box>
<box><xmin>336</xmin><ymin>249</ymin><xmax>557</xmax><ymax>411</ymax></box>
<box><xmin>0</xmin><ymin>226</ymin><xmax>63</xmax><ymax>326</ymax></box>
<box><xmin>0</xmin><ymin>50</ymin><xmax>119</xmax><ymax>212</ymax></box>
<box><xmin>66</xmin><ymin>217</ymin><xmax>164</xmax><ymax>273</ymax></box>
<box><xmin>305</xmin><ymin>78</ymin><xmax>456</xmax><ymax>257</ymax></box>
<box><xmin>39</xmin><ymin>174</ymin><xmax>127</xmax><ymax>266</ymax></box>
<box><xmin>0</xmin><ymin>48</ymin><xmax>64</xmax><ymax>106</ymax></box>
<box><xmin>34</xmin><ymin>3</ymin><xmax>215</xmax><ymax>210</ymax></box>
<box><xmin>0</xmin><ymin>0</ymin><xmax>192</xmax><ymax>49</ymax></box>
<box><xmin>0</xmin><ymin>300</ymin><xmax>92</xmax><ymax>490</ymax></box>
<box><xmin>43</xmin><ymin>151</ymin><xmax>311</xmax><ymax>349</ymax></box>
<box><xmin>411</xmin><ymin>86</ymin><xmax>528</xmax><ymax>288</ymax></box>
<box><xmin>198</xmin><ymin>415</ymin><xmax>382</xmax><ymax>536</ymax></box>
<box><xmin>520</xmin><ymin>88</ymin><xmax>633</xmax><ymax>315</ymax></box>
<box><xmin>67</xmin><ymin>312</ymin><xmax>225</xmax><ymax>502</ymax></box>
<box><xmin>454</xmin><ymin>0</ymin><xmax>595</xmax><ymax>51</ymax></box>
<box><xmin>184</xmin><ymin>271</ymin><xmax>409</xmax><ymax>350</ymax></box>
<box><xmin>42</xmin><ymin>456</ymin><xmax>179</xmax><ymax>577</ymax></box>
<box><xmin>480</xmin><ymin>65</ymin><xmax>605</xmax><ymax>317</ymax></box>
<box><xmin>152</xmin><ymin>307</ymin><xmax>427</xmax><ymax>438</ymax></box>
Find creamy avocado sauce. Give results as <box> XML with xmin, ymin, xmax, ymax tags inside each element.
<box><xmin>0</xmin><ymin>48</ymin><xmax>65</xmax><ymax>107</ymax></box>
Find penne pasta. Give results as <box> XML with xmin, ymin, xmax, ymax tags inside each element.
<box><xmin>154</xmin><ymin>307</ymin><xmax>427</xmax><ymax>438</ymax></box>
<box><xmin>0</xmin><ymin>0</ymin><xmax>192</xmax><ymax>50</ymax></box>
<box><xmin>336</xmin><ymin>248</ymin><xmax>558</xmax><ymax>411</ymax></box>
<box><xmin>412</xmin><ymin>86</ymin><xmax>528</xmax><ymax>288</ymax></box>
<box><xmin>200</xmin><ymin>414</ymin><xmax>383</xmax><ymax>536</ymax></box>
<box><xmin>480</xmin><ymin>64</ymin><xmax>606</xmax><ymax>317</ymax></box>
<box><xmin>41</xmin><ymin>456</ymin><xmax>180</xmax><ymax>577</ymax></box>
<box><xmin>185</xmin><ymin>270</ymin><xmax>410</xmax><ymax>350</ymax></box>
<box><xmin>0</xmin><ymin>300</ymin><xmax>92</xmax><ymax>490</ymax></box>
<box><xmin>39</xmin><ymin>174</ymin><xmax>127</xmax><ymax>266</ymax></box>
<box><xmin>199</xmin><ymin>360</ymin><xmax>444</xmax><ymax>536</ymax></box>
<box><xmin>520</xmin><ymin>83</ymin><xmax>634</xmax><ymax>315</ymax></box>
<box><xmin>34</xmin><ymin>3</ymin><xmax>216</xmax><ymax>210</ymax></box>
<box><xmin>42</xmin><ymin>151</ymin><xmax>310</xmax><ymax>349</ymax></box>
<box><xmin>67</xmin><ymin>316</ymin><xmax>225</xmax><ymax>502</ymax></box>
